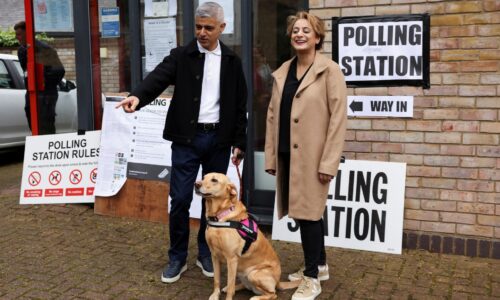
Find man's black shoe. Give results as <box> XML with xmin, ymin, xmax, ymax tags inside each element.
<box><xmin>196</xmin><ymin>256</ymin><xmax>214</xmax><ymax>277</ymax></box>
<box><xmin>161</xmin><ymin>260</ymin><xmax>187</xmax><ymax>283</ymax></box>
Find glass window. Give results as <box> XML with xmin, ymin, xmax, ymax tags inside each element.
<box><xmin>0</xmin><ymin>60</ymin><xmax>14</xmax><ymax>88</ymax></box>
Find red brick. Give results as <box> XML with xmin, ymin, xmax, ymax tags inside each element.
<box><xmin>483</xmin><ymin>0</ymin><xmax>500</xmax><ymax>11</ymax></box>
<box><xmin>421</xmin><ymin>200</ymin><xmax>457</xmax><ymax>212</ymax></box>
<box><xmin>457</xmin><ymin>180</ymin><xmax>495</xmax><ymax>192</ymax></box>
<box><xmin>390</xmin><ymin>154</ymin><xmax>423</xmax><ymax>165</ymax></box>
<box><xmin>431</xmin><ymin>15</ymin><xmax>464</xmax><ymax>26</ymax></box>
<box><xmin>439</xmin><ymin>97</ymin><xmax>475</xmax><ymax>108</ymax></box>
<box><xmin>340</xmin><ymin>7</ymin><xmax>374</xmax><ymax>17</ymax></box>
<box><xmin>459</xmin><ymin>110</ymin><xmax>497</xmax><ymax>121</ymax></box>
<box><xmin>414</xmin><ymin>97</ymin><xmax>438</xmax><ymax>108</ymax></box>
<box><xmin>425</xmin><ymin>132</ymin><xmax>462</xmax><ymax>144</ymax></box>
<box><xmin>458</xmin><ymin>202</ymin><xmax>495</xmax><ymax>214</ymax></box>
<box><xmin>460</xmin><ymin>157</ymin><xmax>497</xmax><ymax>168</ymax></box>
<box><xmin>460</xmin><ymin>61</ymin><xmax>499</xmax><ymax>72</ymax></box>
<box><xmin>405</xmin><ymin>209</ymin><xmax>439</xmax><ymax>221</ymax></box>
<box><xmin>407</xmin><ymin>166</ymin><xmax>441</xmax><ymax>177</ymax></box>
<box><xmin>423</xmin><ymin>86</ymin><xmax>458</xmax><ymax>96</ymax></box>
<box><xmin>441</xmin><ymin>145</ymin><xmax>475</xmax><ymax>156</ymax></box>
<box><xmin>479</xmin><ymin>169</ymin><xmax>500</xmax><ymax>181</ymax></box>
<box><xmin>372</xmin><ymin>143</ymin><xmax>403</xmax><ymax>153</ymax></box>
<box><xmin>464</xmin><ymin>13</ymin><xmax>495</xmax><ymax>25</ymax></box>
<box><xmin>477</xmin><ymin>193</ymin><xmax>498</xmax><ymax>204</ymax></box>
<box><xmin>438</xmin><ymin>25</ymin><xmax>476</xmax><ymax>37</ymax></box>
<box><xmin>347</xmin><ymin>119</ymin><xmax>371</xmax><ymax>130</ymax></box>
<box><xmin>406</xmin><ymin>143</ymin><xmax>440</xmax><ymax>155</ymax></box>
<box><xmin>424</xmin><ymin>109</ymin><xmax>460</xmax><ymax>120</ymax></box>
<box><xmin>458</xmin><ymin>37</ymin><xmax>498</xmax><ymax>49</ymax></box>
<box><xmin>463</xmin><ymin>133</ymin><xmax>499</xmax><ymax>145</ymax></box>
<box><xmin>457</xmin><ymin>224</ymin><xmax>494</xmax><ymax>237</ymax></box>
<box><xmin>439</xmin><ymin>212</ymin><xmax>476</xmax><ymax>225</ymax></box>
<box><xmin>405</xmin><ymin>198</ymin><xmax>420</xmax><ymax>209</ymax></box>
<box><xmin>356</xmin><ymin>131</ymin><xmax>389</xmax><ymax>142</ymax></box>
<box><xmin>390</xmin><ymin>132</ymin><xmax>424</xmax><ymax>143</ymax></box>
<box><xmin>406</xmin><ymin>177</ymin><xmax>420</xmax><ymax>187</ymax></box>
<box><xmin>344</xmin><ymin>141</ymin><xmax>371</xmax><ymax>152</ymax></box>
<box><xmin>411</xmin><ymin>2</ymin><xmax>445</xmax><ymax>14</ymax></box>
<box><xmin>430</xmin><ymin>49</ymin><xmax>440</xmax><ymax>61</ymax></box>
<box><xmin>440</xmin><ymin>190</ymin><xmax>476</xmax><ymax>202</ymax></box>
<box><xmin>430</xmin><ymin>62</ymin><xmax>460</xmax><ymax>73</ymax></box>
<box><xmin>375</xmin><ymin>5</ymin><xmax>410</xmax><ymax>15</ymax></box>
<box><xmin>356</xmin><ymin>153</ymin><xmax>389</xmax><ymax>161</ymax></box>
<box><xmin>325</xmin><ymin>0</ymin><xmax>357</xmax><ymax>7</ymax></box>
<box><xmin>407</xmin><ymin>121</ymin><xmax>441</xmax><ymax>132</ymax></box>
<box><xmin>445</xmin><ymin>1</ymin><xmax>482</xmax><ymax>13</ymax></box>
<box><xmin>387</xmin><ymin>86</ymin><xmax>423</xmax><ymax>96</ymax></box>
<box><xmin>480</xmin><ymin>122</ymin><xmax>500</xmax><ymax>133</ymax></box>
<box><xmin>430</xmin><ymin>38</ymin><xmax>459</xmax><ymax>50</ymax></box>
<box><xmin>459</xmin><ymin>85</ymin><xmax>497</xmax><ymax>97</ymax></box>
<box><xmin>441</xmin><ymin>49</ymin><xmax>480</xmax><ymax>61</ymax></box>
<box><xmin>372</xmin><ymin>120</ymin><xmax>405</xmax><ymax>131</ymax></box>
<box><xmin>478</xmin><ymin>146</ymin><xmax>500</xmax><ymax>157</ymax></box>
<box><xmin>403</xmin><ymin>219</ymin><xmax>420</xmax><ymax>231</ymax></box>
<box><xmin>353</xmin><ymin>87</ymin><xmax>388</xmax><ymax>96</ymax></box>
<box><xmin>420</xmin><ymin>221</ymin><xmax>456</xmax><ymax>234</ymax></box>
<box><xmin>477</xmin><ymin>97</ymin><xmax>500</xmax><ymax>108</ymax></box>
<box><xmin>478</xmin><ymin>24</ymin><xmax>500</xmax><ymax>36</ymax></box>
<box><xmin>442</xmin><ymin>167</ymin><xmax>478</xmax><ymax>179</ymax></box>
<box><xmin>424</xmin><ymin>156</ymin><xmax>459</xmax><ymax>167</ymax></box>
<box><xmin>480</xmin><ymin>49</ymin><xmax>500</xmax><ymax>60</ymax></box>
<box><xmin>421</xmin><ymin>178</ymin><xmax>456</xmax><ymax>189</ymax></box>
<box><xmin>478</xmin><ymin>215</ymin><xmax>500</xmax><ymax>226</ymax></box>
<box><xmin>406</xmin><ymin>187</ymin><xmax>439</xmax><ymax>199</ymax></box>
<box><xmin>345</xmin><ymin>131</ymin><xmax>356</xmax><ymax>141</ymax></box>
<box><xmin>480</xmin><ymin>74</ymin><xmax>500</xmax><ymax>84</ymax></box>
<box><xmin>442</xmin><ymin>121</ymin><xmax>479</xmax><ymax>132</ymax></box>
<box><xmin>442</xmin><ymin>74</ymin><xmax>480</xmax><ymax>85</ymax></box>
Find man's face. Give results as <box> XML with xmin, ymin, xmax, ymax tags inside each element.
<box><xmin>195</xmin><ymin>16</ymin><xmax>225</xmax><ymax>51</ymax></box>
<box><xmin>15</xmin><ymin>28</ymin><xmax>26</xmax><ymax>46</ymax></box>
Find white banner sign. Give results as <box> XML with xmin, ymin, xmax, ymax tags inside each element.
<box><xmin>272</xmin><ymin>160</ymin><xmax>406</xmax><ymax>255</ymax></box>
<box><xmin>347</xmin><ymin>96</ymin><xmax>413</xmax><ymax>117</ymax></box>
<box><xmin>20</xmin><ymin>131</ymin><xmax>101</xmax><ymax>204</ymax></box>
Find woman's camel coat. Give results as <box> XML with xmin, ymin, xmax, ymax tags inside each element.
<box><xmin>265</xmin><ymin>54</ymin><xmax>347</xmax><ymax>221</ymax></box>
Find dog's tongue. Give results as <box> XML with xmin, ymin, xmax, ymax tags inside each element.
<box><xmin>216</xmin><ymin>205</ymin><xmax>235</xmax><ymax>220</ymax></box>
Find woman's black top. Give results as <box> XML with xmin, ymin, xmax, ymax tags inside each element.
<box><xmin>278</xmin><ymin>57</ymin><xmax>312</xmax><ymax>153</ymax></box>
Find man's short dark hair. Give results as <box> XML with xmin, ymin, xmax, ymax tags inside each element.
<box><xmin>14</xmin><ymin>21</ymin><xmax>26</xmax><ymax>31</ymax></box>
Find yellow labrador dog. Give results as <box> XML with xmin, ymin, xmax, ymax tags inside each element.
<box><xmin>195</xmin><ymin>172</ymin><xmax>299</xmax><ymax>300</ymax></box>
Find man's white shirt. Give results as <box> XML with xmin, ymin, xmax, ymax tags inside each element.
<box><xmin>197</xmin><ymin>41</ymin><xmax>221</xmax><ymax>123</ymax></box>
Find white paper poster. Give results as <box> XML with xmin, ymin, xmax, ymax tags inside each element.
<box><xmin>272</xmin><ymin>160</ymin><xmax>406</xmax><ymax>255</ymax></box>
<box><xmin>34</xmin><ymin>0</ymin><xmax>74</xmax><ymax>32</ymax></box>
<box><xmin>144</xmin><ymin>18</ymin><xmax>177</xmax><ymax>71</ymax></box>
<box><xmin>145</xmin><ymin>0</ymin><xmax>177</xmax><ymax>17</ymax></box>
<box><xmin>20</xmin><ymin>131</ymin><xmax>101</xmax><ymax>204</ymax></box>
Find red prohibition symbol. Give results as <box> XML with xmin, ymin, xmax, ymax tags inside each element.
<box><xmin>69</xmin><ymin>169</ymin><xmax>83</xmax><ymax>185</ymax></box>
<box><xmin>49</xmin><ymin>170</ymin><xmax>62</xmax><ymax>186</ymax></box>
<box><xmin>90</xmin><ymin>168</ymin><xmax>98</xmax><ymax>184</ymax></box>
<box><xmin>28</xmin><ymin>171</ymin><xmax>41</xmax><ymax>186</ymax></box>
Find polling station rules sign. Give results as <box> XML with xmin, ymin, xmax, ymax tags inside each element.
<box><xmin>333</xmin><ymin>14</ymin><xmax>430</xmax><ymax>88</ymax></box>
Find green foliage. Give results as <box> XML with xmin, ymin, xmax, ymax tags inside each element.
<box><xmin>0</xmin><ymin>28</ymin><xmax>54</xmax><ymax>47</ymax></box>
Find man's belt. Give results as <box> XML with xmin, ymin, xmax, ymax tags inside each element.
<box><xmin>197</xmin><ymin>123</ymin><xmax>219</xmax><ymax>131</ymax></box>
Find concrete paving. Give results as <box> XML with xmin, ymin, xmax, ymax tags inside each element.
<box><xmin>0</xmin><ymin>154</ymin><xmax>498</xmax><ymax>299</ymax></box>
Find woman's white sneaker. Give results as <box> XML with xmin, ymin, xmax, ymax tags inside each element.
<box><xmin>291</xmin><ymin>276</ymin><xmax>322</xmax><ymax>300</ymax></box>
<box><xmin>288</xmin><ymin>264</ymin><xmax>329</xmax><ymax>281</ymax></box>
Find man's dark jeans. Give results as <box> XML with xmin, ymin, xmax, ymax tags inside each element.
<box><xmin>168</xmin><ymin>129</ymin><xmax>230</xmax><ymax>263</ymax></box>
<box><xmin>25</xmin><ymin>91</ymin><xmax>58</xmax><ymax>135</ymax></box>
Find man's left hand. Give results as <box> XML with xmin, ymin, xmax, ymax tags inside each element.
<box><xmin>231</xmin><ymin>148</ymin><xmax>244</xmax><ymax>166</ymax></box>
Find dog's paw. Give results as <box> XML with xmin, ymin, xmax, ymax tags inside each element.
<box><xmin>209</xmin><ymin>291</ymin><xmax>220</xmax><ymax>300</ymax></box>
<box><xmin>222</xmin><ymin>286</ymin><xmax>228</xmax><ymax>293</ymax></box>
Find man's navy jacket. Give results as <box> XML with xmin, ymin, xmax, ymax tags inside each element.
<box><xmin>131</xmin><ymin>39</ymin><xmax>247</xmax><ymax>151</ymax></box>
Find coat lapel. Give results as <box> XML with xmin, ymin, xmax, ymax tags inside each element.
<box><xmin>296</xmin><ymin>54</ymin><xmax>328</xmax><ymax>96</ymax></box>
<box><xmin>272</xmin><ymin>59</ymin><xmax>293</xmax><ymax>99</ymax></box>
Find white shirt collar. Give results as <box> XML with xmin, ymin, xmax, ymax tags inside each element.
<box><xmin>197</xmin><ymin>40</ymin><xmax>222</xmax><ymax>56</ymax></box>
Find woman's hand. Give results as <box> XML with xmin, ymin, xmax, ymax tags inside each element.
<box><xmin>266</xmin><ymin>169</ymin><xmax>276</xmax><ymax>176</ymax></box>
<box><xmin>318</xmin><ymin>173</ymin><xmax>333</xmax><ymax>184</ymax></box>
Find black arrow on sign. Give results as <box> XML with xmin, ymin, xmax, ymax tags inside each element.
<box><xmin>349</xmin><ymin>100</ymin><xmax>363</xmax><ymax>113</ymax></box>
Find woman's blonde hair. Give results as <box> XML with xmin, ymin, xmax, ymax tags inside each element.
<box><xmin>286</xmin><ymin>11</ymin><xmax>325</xmax><ymax>50</ymax></box>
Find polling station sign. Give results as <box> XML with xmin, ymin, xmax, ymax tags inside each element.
<box><xmin>272</xmin><ymin>160</ymin><xmax>406</xmax><ymax>255</ymax></box>
<box><xmin>348</xmin><ymin>96</ymin><xmax>413</xmax><ymax>117</ymax></box>
<box><xmin>332</xmin><ymin>14</ymin><xmax>430</xmax><ymax>88</ymax></box>
<box><xmin>20</xmin><ymin>131</ymin><xmax>101</xmax><ymax>204</ymax></box>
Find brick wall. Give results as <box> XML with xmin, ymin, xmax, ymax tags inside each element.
<box><xmin>310</xmin><ymin>0</ymin><xmax>499</xmax><ymax>246</ymax></box>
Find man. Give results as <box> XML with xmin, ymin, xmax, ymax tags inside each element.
<box><xmin>116</xmin><ymin>2</ymin><xmax>247</xmax><ymax>284</ymax></box>
<box><xmin>14</xmin><ymin>21</ymin><xmax>65</xmax><ymax>135</ymax></box>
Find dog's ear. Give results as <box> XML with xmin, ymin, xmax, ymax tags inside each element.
<box><xmin>227</xmin><ymin>183</ymin><xmax>238</xmax><ymax>200</ymax></box>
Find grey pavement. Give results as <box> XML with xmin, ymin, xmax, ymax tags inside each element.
<box><xmin>0</xmin><ymin>154</ymin><xmax>498</xmax><ymax>299</ymax></box>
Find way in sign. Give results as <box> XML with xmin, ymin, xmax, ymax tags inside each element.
<box><xmin>371</xmin><ymin>100</ymin><xmax>407</xmax><ymax>112</ymax></box>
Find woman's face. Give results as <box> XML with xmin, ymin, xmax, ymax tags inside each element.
<box><xmin>290</xmin><ymin>18</ymin><xmax>320</xmax><ymax>53</ymax></box>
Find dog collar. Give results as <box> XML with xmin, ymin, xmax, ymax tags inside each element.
<box><xmin>216</xmin><ymin>205</ymin><xmax>235</xmax><ymax>220</ymax></box>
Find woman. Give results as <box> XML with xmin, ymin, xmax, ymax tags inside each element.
<box><xmin>264</xmin><ymin>11</ymin><xmax>347</xmax><ymax>300</ymax></box>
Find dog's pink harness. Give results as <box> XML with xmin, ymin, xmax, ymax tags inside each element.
<box><xmin>207</xmin><ymin>215</ymin><xmax>258</xmax><ymax>255</ymax></box>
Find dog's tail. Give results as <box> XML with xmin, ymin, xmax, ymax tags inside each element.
<box><xmin>277</xmin><ymin>280</ymin><xmax>301</xmax><ymax>290</ymax></box>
